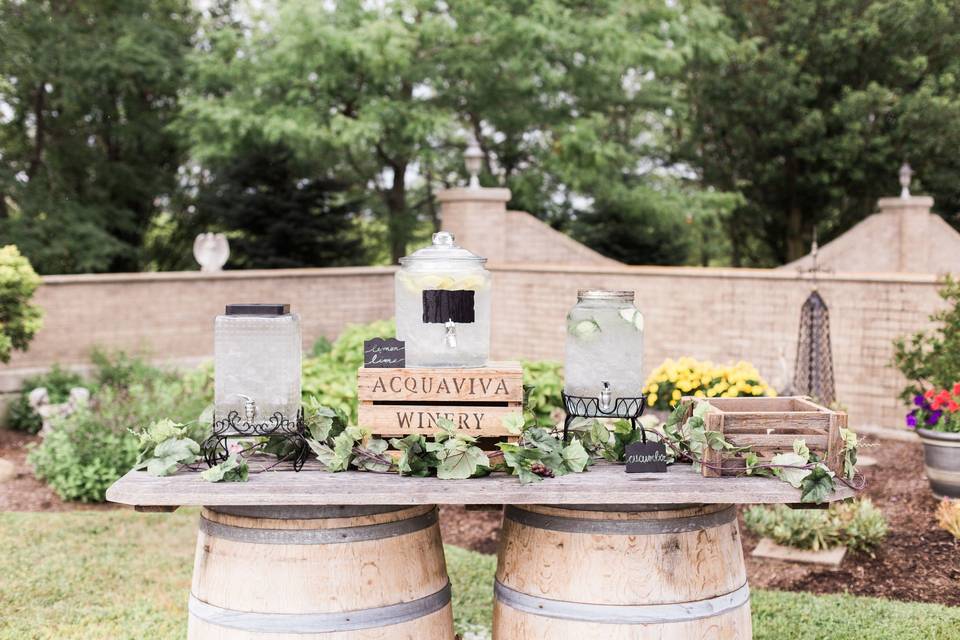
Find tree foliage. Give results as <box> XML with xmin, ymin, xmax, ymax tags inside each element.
<box><xmin>192</xmin><ymin>143</ymin><xmax>364</xmax><ymax>269</ymax></box>
<box><xmin>0</xmin><ymin>0</ymin><xmax>196</xmax><ymax>274</ymax></box>
<box><xmin>178</xmin><ymin>0</ymin><xmax>725</xmax><ymax>265</ymax></box>
<box><xmin>680</xmin><ymin>0</ymin><xmax>960</xmax><ymax>265</ymax></box>
<box><xmin>0</xmin><ymin>245</ymin><xmax>43</xmax><ymax>363</ymax></box>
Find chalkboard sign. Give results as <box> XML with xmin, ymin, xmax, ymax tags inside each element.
<box><xmin>422</xmin><ymin>290</ymin><xmax>475</xmax><ymax>324</ymax></box>
<box><xmin>625</xmin><ymin>441</ymin><xmax>668</xmax><ymax>473</ymax></box>
<box><xmin>363</xmin><ymin>338</ymin><xmax>406</xmax><ymax>368</ymax></box>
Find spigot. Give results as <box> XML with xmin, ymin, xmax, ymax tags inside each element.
<box><xmin>599</xmin><ymin>382</ymin><xmax>613</xmax><ymax>412</ymax></box>
<box><xmin>444</xmin><ymin>320</ymin><xmax>458</xmax><ymax>349</ymax></box>
<box><xmin>236</xmin><ymin>394</ymin><xmax>258</xmax><ymax>422</ymax></box>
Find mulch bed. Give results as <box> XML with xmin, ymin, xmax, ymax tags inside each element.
<box><xmin>3</xmin><ymin>428</ymin><xmax>957</xmax><ymax>605</ymax></box>
<box><xmin>0</xmin><ymin>429</ymin><xmax>115</xmax><ymax>512</ymax></box>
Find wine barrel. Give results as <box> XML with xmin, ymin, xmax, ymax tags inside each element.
<box><xmin>188</xmin><ymin>505</ymin><xmax>454</xmax><ymax>640</ymax></box>
<box><xmin>493</xmin><ymin>503</ymin><xmax>751</xmax><ymax>640</ymax></box>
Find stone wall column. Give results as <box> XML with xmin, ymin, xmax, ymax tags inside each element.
<box><xmin>877</xmin><ymin>195</ymin><xmax>934</xmax><ymax>272</ymax></box>
<box><xmin>435</xmin><ymin>187</ymin><xmax>512</xmax><ymax>263</ymax></box>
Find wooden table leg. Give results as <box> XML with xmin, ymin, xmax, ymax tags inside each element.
<box><xmin>187</xmin><ymin>505</ymin><xmax>455</xmax><ymax>639</ymax></box>
<box><xmin>493</xmin><ymin>504</ymin><xmax>752</xmax><ymax>639</ymax></box>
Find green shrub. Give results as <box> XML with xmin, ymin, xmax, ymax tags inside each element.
<box><xmin>5</xmin><ymin>365</ymin><xmax>91</xmax><ymax>433</ymax></box>
<box><xmin>0</xmin><ymin>245</ymin><xmax>44</xmax><ymax>363</ymax></box>
<box><xmin>28</xmin><ymin>353</ymin><xmax>213</xmax><ymax>502</ymax></box>
<box><xmin>91</xmin><ymin>347</ymin><xmax>170</xmax><ymax>389</ymax></box>
<box><xmin>744</xmin><ymin>499</ymin><xmax>888</xmax><ymax>556</ymax></box>
<box><xmin>522</xmin><ymin>360</ymin><xmax>564</xmax><ymax>426</ymax></box>
<box><xmin>893</xmin><ymin>276</ymin><xmax>960</xmax><ymax>404</ymax></box>
<box><xmin>28</xmin><ymin>405</ymin><xmax>140</xmax><ymax>502</ymax></box>
<box><xmin>302</xmin><ymin>320</ymin><xmax>396</xmax><ymax>422</ymax></box>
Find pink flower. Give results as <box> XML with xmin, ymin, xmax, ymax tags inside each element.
<box><xmin>228</xmin><ymin>442</ymin><xmax>244</xmax><ymax>455</ymax></box>
<box><xmin>952</xmin><ymin>382</ymin><xmax>960</xmax><ymax>396</ymax></box>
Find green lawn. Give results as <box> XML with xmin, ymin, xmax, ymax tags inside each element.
<box><xmin>1</xmin><ymin>510</ymin><xmax>958</xmax><ymax>640</ymax></box>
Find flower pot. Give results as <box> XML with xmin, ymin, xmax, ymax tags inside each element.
<box><xmin>916</xmin><ymin>428</ymin><xmax>960</xmax><ymax>499</ymax></box>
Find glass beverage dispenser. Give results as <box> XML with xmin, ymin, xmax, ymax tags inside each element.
<box><xmin>564</xmin><ymin>290</ymin><xmax>644</xmax><ymax>409</ymax></box>
<box><xmin>395</xmin><ymin>232</ymin><xmax>491</xmax><ymax>368</ymax></box>
<box><xmin>214</xmin><ymin>303</ymin><xmax>302</xmax><ymax>427</ymax></box>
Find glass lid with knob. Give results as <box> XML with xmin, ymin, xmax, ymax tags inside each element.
<box><xmin>395</xmin><ymin>232</ymin><xmax>491</xmax><ymax>368</ymax></box>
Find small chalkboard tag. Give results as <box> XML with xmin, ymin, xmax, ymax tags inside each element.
<box><xmin>422</xmin><ymin>290</ymin><xmax>475</xmax><ymax>324</ymax></box>
<box><xmin>625</xmin><ymin>441</ymin><xmax>668</xmax><ymax>473</ymax></box>
<box><xmin>363</xmin><ymin>338</ymin><xmax>405</xmax><ymax>368</ymax></box>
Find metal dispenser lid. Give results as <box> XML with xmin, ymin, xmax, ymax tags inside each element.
<box><xmin>225</xmin><ymin>303</ymin><xmax>291</xmax><ymax>316</ymax></box>
<box><xmin>399</xmin><ymin>232</ymin><xmax>486</xmax><ymax>265</ymax></box>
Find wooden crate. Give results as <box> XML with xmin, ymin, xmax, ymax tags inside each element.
<box><xmin>357</xmin><ymin>362</ymin><xmax>523</xmax><ymax>438</ymax></box>
<box><xmin>683</xmin><ymin>396</ymin><xmax>846</xmax><ymax>478</ymax></box>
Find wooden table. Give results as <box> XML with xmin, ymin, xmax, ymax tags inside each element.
<box><xmin>107</xmin><ymin>460</ymin><xmax>856</xmax><ymax>640</ymax></box>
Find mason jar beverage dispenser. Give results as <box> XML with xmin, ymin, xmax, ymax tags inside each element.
<box><xmin>564</xmin><ymin>290</ymin><xmax>644</xmax><ymax>409</ymax></box>
<box><xmin>214</xmin><ymin>303</ymin><xmax>302</xmax><ymax>426</ymax></box>
<box><xmin>395</xmin><ymin>231</ymin><xmax>491</xmax><ymax>367</ymax></box>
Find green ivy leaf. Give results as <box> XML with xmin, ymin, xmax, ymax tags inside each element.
<box><xmin>840</xmin><ymin>428</ymin><xmax>858</xmax><ymax>481</ymax></box>
<box><xmin>561</xmin><ymin>439</ymin><xmax>589</xmax><ymax>473</ymax></box>
<box><xmin>800</xmin><ymin>465</ymin><xmax>836</xmax><ymax>504</ymax></box>
<box><xmin>200</xmin><ymin>454</ymin><xmax>249</xmax><ymax>483</ymax></box>
<box><xmin>353</xmin><ymin>438</ymin><xmax>392</xmax><ymax>473</ymax></box>
<box><xmin>436</xmin><ymin>441</ymin><xmax>489</xmax><ymax>480</ymax></box>
<box><xmin>390</xmin><ymin>434</ymin><xmax>437</xmax><ymax>477</ymax></box>
<box><xmin>770</xmin><ymin>451</ymin><xmax>810</xmax><ymax>488</ymax></box>
<box><xmin>501</xmin><ymin>413</ymin><xmax>525</xmax><ymax>435</ymax></box>
<box><xmin>141</xmin><ymin>436</ymin><xmax>200</xmax><ymax>477</ymax></box>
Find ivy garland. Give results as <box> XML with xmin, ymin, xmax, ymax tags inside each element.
<box><xmin>130</xmin><ymin>398</ymin><xmax>862</xmax><ymax>504</ymax></box>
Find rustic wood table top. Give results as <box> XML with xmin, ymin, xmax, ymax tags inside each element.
<box><xmin>106</xmin><ymin>459</ymin><xmax>856</xmax><ymax>508</ymax></box>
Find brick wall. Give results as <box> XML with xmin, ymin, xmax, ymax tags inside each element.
<box><xmin>489</xmin><ymin>265</ymin><xmax>943</xmax><ymax>429</ymax></box>
<box><xmin>0</xmin><ymin>268</ymin><xmax>396</xmax><ymax>393</ymax></box>
<box><xmin>1</xmin><ymin>265</ymin><xmax>944</xmax><ymax>430</ymax></box>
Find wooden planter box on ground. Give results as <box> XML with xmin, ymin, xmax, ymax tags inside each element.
<box><xmin>357</xmin><ymin>362</ymin><xmax>523</xmax><ymax>438</ymax></box>
<box><xmin>751</xmin><ymin>538</ymin><xmax>847</xmax><ymax>567</ymax></box>
<box><xmin>683</xmin><ymin>396</ymin><xmax>846</xmax><ymax>478</ymax></box>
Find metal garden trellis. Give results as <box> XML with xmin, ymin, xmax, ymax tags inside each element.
<box><xmin>793</xmin><ymin>289</ymin><xmax>837</xmax><ymax>406</ymax></box>
<box><xmin>792</xmin><ymin>231</ymin><xmax>837</xmax><ymax>405</ymax></box>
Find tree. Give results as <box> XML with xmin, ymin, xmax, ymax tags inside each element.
<box><xmin>194</xmin><ymin>143</ymin><xmax>364</xmax><ymax>269</ymax></box>
<box><xmin>0</xmin><ymin>0</ymin><xmax>196</xmax><ymax>274</ymax></box>
<box><xmin>680</xmin><ymin>0</ymin><xmax>960</xmax><ymax>265</ymax></box>
<box><xmin>179</xmin><ymin>0</ymin><xmax>726</xmax><ymax>265</ymax></box>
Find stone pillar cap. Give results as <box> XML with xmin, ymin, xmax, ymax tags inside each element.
<box><xmin>436</xmin><ymin>187</ymin><xmax>512</xmax><ymax>203</ymax></box>
<box><xmin>877</xmin><ymin>195</ymin><xmax>934</xmax><ymax>210</ymax></box>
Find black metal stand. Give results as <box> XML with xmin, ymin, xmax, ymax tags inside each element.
<box><xmin>202</xmin><ymin>407</ymin><xmax>309</xmax><ymax>472</ymax></box>
<box><xmin>561</xmin><ymin>393</ymin><xmax>647</xmax><ymax>442</ymax></box>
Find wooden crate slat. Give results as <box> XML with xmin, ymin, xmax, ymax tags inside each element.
<box><xmin>723</xmin><ymin>425</ymin><xmax>829</xmax><ymax>435</ymax></box>
<box><xmin>726</xmin><ymin>434</ymin><xmax>829</xmax><ymax>449</ymax></box>
<box><xmin>358</xmin><ymin>362</ymin><xmax>523</xmax><ymax>403</ymax></box>
<box><xmin>358</xmin><ymin>402</ymin><xmax>520</xmax><ymax>437</ymax></box>
<box><xmin>721</xmin><ymin>412</ymin><xmax>830</xmax><ymax>433</ymax></box>
<box><xmin>826</xmin><ymin>412</ymin><xmax>846</xmax><ymax>475</ymax></box>
<box><xmin>694</xmin><ymin>397</ymin><xmax>821</xmax><ymax>412</ymax></box>
<box><xmin>702</xmin><ymin>411</ymin><xmax>723</xmax><ymax>478</ymax></box>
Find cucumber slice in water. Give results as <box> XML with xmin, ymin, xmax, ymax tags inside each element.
<box><xmin>569</xmin><ymin>318</ymin><xmax>601</xmax><ymax>340</ymax></box>
<box><xmin>618</xmin><ymin>307</ymin><xmax>644</xmax><ymax>331</ymax></box>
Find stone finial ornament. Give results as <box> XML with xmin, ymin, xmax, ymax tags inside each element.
<box><xmin>899</xmin><ymin>162</ymin><xmax>914</xmax><ymax>199</ymax></box>
<box><xmin>193</xmin><ymin>232</ymin><xmax>230</xmax><ymax>272</ymax></box>
<box><xmin>464</xmin><ymin>138</ymin><xmax>484</xmax><ymax>189</ymax></box>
